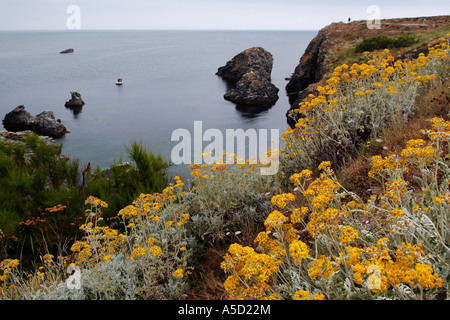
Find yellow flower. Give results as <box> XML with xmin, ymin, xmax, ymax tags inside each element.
<box><xmin>271</xmin><ymin>193</ymin><xmax>295</xmax><ymax>209</ymax></box>
<box><xmin>130</xmin><ymin>246</ymin><xmax>146</xmax><ymax>261</ymax></box>
<box><xmin>338</xmin><ymin>226</ymin><xmax>358</xmax><ymax>245</ymax></box>
<box><xmin>102</xmin><ymin>255</ymin><xmax>112</xmax><ymax>262</ymax></box>
<box><xmin>85</xmin><ymin>196</ymin><xmax>108</xmax><ymax>208</ymax></box>
<box><xmin>148</xmin><ymin>245</ymin><xmax>162</xmax><ymax>257</ymax></box>
<box><xmin>146</xmin><ymin>237</ymin><xmax>157</xmax><ymax>246</ymax></box>
<box><xmin>291</xmin><ymin>207</ymin><xmax>308</xmax><ymax>224</ymax></box>
<box><xmin>289</xmin><ymin>240</ymin><xmax>309</xmax><ymax>264</ymax></box>
<box><xmin>318</xmin><ymin>161</ymin><xmax>331</xmax><ymax>171</ymax></box>
<box><xmin>172</xmin><ymin>268</ymin><xmax>184</xmax><ymax>278</ymax></box>
<box><xmin>264</xmin><ymin>210</ymin><xmax>288</xmax><ymax>231</ymax></box>
<box><xmin>293</xmin><ymin>290</ymin><xmax>311</xmax><ymax>300</ymax></box>
<box><xmin>308</xmin><ymin>255</ymin><xmax>336</xmax><ymax>279</ymax></box>
<box><xmin>372</xmin><ymin>82</ymin><xmax>383</xmax><ymax>88</ymax></box>
<box><xmin>313</xmin><ymin>293</ymin><xmax>326</xmax><ymax>300</ymax></box>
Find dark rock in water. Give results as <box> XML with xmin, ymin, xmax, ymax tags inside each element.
<box><xmin>64</xmin><ymin>91</ymin><xmax>85</xmax><ymax>109</ymax></box>
<box><xmin>2</xmin><ymin>105</ymin><xmax>68</xmax><ymax>138</ymax></box>
<box><xmin>60</xmin><ymin>48</ymin><xmax>74</xmax><ymax>54</ymax></box>
<box><xmin>217</xmin><ymin>47</ymin><xmax>279</xmax><ymax>106</ymax></box>
<box><xmin>224</xmin><ymin>70</ymin><xmax>279</xmax><ymax>105</ymax></box>
<box><xmin>217</xmin><ymin>47</ymin><xmax>274</xmax><ymax>82</ymax></box>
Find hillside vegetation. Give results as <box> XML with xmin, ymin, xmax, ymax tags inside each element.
<box><xmin>1</xmin><ymin>26</ymin><xmax>449</xmax><ymax>300</ymax></box>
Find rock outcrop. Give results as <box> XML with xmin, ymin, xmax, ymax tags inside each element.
<box><xmin>224</xmin><ymin>70</ymin><xmax>280</xmax><ymax>105</ymax></box>
<box><xmin>285</xmin><ymin>29</ymin><xmax>330</xmax><ymax>106</ymax></box>
<box><xmin>60</xmin><ymin>48</ymin><xmax>74</xmax><ymax>54</ymax></box>
<box><xmin>2</xmin><ymin>105</ymin><xmax>68</xmax><ymax>138</ymax></box>
<box><xmin>217</xmin><ymin>47</ymin><xmax>279</xmax><ymax>106</ymax></box>
<box><xmin>0</xmin><ymin>130</ymin><xmax>57</xmax><ymax>148</ymax></box>
<box><xmin>64</xmin><ymin>91</ymin><xmax>85</xmax><ymax>109</ymax></box>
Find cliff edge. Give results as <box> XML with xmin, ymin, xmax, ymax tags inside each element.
<box><xmin>285</xmin><ymin>15</ymin><xmax>450</xmax><ymax>127</ymax></box>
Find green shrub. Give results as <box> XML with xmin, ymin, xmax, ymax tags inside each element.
<box><xmin>355</xmin><ymin>35</ymin><xmax>418</xmax><ymax>53</ymax></box>
<box><xmin>0</xmin><ymin>134</ymin><xmax>169</xmax><ymax>267</ymax></box>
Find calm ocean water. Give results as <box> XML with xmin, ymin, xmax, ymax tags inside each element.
<box><xmin>0</xmin><ymin>30</ymin><xmax>316</xmax><ymax>176</ymax></box>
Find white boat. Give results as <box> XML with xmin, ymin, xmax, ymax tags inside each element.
<box><xmin>116</xmin><ymin>78</ymin><xmax>124</xmax><ymax>85</ymax></box>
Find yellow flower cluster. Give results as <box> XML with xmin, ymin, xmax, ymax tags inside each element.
<box><xmin>264</xmin><ymin>210</ymin><xmax>288</xmax><ymax>231</ymax></box>
<box><xmin>289</xmin><ymin>240</ymin><xmax>309</xmax><ymax>264</ymax></box>
<box><xmin>148</xmin><ymin>245</ymin><xmax>163</xmax><ymax>257</ymax></box>
<box><xmin>0</xmin><ymin>259</ymin><xmax>19</xmax><ymax>282</ymax></box>
<box><xmin>254</xmin><ymin>231</ymin><xmax>286</xmax><ymax>258</ymax></box>
<box><xmin>223</xmin><ymin>115</ymin><xmax>450</xmax><ymax>299</ymax></box>
<box><xmin>85</xmin><ymin>196</ymin><xmax>108</xmax><ymax>208</ymax></box>
<box><xmin>221</xmin><ymin>243</ymin><xmax>281</xmax><ymax>299</ymax></box>
<box><xmin>308</xmin><ymin>255</ymin><xmax>337</xmax><ymax>279</ymax></box>
<box><xmin>130</xmin><ymin>246</ymin><xmax>147</xmax><ymax>261</ymax></box>
<box><xmin>348</xmin><ymin>240</ymin><xmax>442</xmax><ymax>293</ymax></box>
<box><xmin>283</xmin><ymin>36</ymin><xmax>449</xmax><ymax>179</ymax></box>
<box><xmin>292</xmin><ymin>290</ymin><xmax>326</xmax><ymax>300</ymax></box>
<box><xmin>172</xmin><ymin>268</ymin><xmax>184</xmax><ymax>278</ymax></box>
<box><xmin>271</xmin><ymin>193</ymin><xmax>295</xmax><ymax>209</ymax></box>
<box><xmin>338</xmin><ymin>225</ymin><xmax>358</xmax><ymax>245</ymax></box>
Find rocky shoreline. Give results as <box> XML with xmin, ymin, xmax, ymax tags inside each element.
<box><xmin>2</xmin><ymin>105</ymin><xmax>68</xmax><ymax>138</ymax></box>
<box><xmin>2</xmin><ymin>91</ymin><xmax>86</xmax><ymax>138</ymax></box>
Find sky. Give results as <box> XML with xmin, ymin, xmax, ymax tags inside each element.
<box><xmin>0</xmin><ymin>0</ymin><xmax>448</xmax><ymax>31</ymax></box>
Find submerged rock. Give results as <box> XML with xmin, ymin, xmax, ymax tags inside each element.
<box><xmin>2</xmin><ymin>105</ymin><xmax>68</xmax><ymax>138</ymax></box>
<box><xmin>217</xmin><ymin>47</ymin><xmax>279</xmax><ymax>106</ymax></box>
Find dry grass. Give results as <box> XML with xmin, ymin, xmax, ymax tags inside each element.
<box><xmin>185</xmin><ymin>245</ymin><xmax>229</xmax><ymax>300</ymax></box>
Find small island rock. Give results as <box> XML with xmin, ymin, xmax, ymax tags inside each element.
<box><xmin>60</xmin><ymin>48</ymin><xmax>74</xmax><ymax>54</ymax></box>
<box><xmin>64</xmin><ymin>91</ymin><xmax>85</xmax><ymax>109</ymax></box>
<box><xmin>217</xmin><ymin>47</ymin><xmax>279</xmax><ymax>106</ymax></box>
<box><xmin>2</xmin><ymin>105</ymin><xmax>68</xmax><ymax>138</ymax></box>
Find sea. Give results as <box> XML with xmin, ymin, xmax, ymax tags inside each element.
<box><xmin>0</xmin><ymin>30</ymin><xmax>317</xmax><ymax>178</ymax></box>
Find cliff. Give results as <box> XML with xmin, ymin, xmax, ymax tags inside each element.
<box><xmin>285</xmin><ymin>15</ymin><xmax>450</xmax><ymax>127</ymax></box>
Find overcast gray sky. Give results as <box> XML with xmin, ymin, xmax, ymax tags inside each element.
<box><xmin>0</xmin><ymin>0</ymin><xmax>448</xmax><ymax>30</ymax></box>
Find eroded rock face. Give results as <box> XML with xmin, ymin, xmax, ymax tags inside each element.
<box><xmin>2</xmin><ymin>105</ymin><xmax>68</xmax><ymax>138</ymax></box>
<box><xmin>217</xmin><ymin>47</ymin><xmax>279</xmax><ymax>106</ymax></box>
<box><xmin>285</xmin><ymin>29</ymin><xmax>329</xmax><ymax>106</ymax></box>
<box><xmin>224</xmin><ymin>70</ymin><xmax>279</xmax><ymax>105</ymax></box>
<box><xmin>217</xmin><ymin>47</ymin><xmax>274</xmax><ymax>82</ymax></box>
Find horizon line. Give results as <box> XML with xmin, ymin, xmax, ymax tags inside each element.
<box><xmin>0</xmin><ymin>28</ymin><xmax>321</xmax><ymax>32</ymax></box>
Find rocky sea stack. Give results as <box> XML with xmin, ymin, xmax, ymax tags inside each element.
<box><xmin>64</xmin><ymin>91</ymin><xmax>85</xmax><ymax>109</ymax></box>
<box><xmin>217</xmin><ymin>47</ymin><xmax>279</xmax><ymax>106</ymax></box>
<box><xmin>2</xmin><ymin>105</ymin><xmax>68</xmax><ymax>138</ymax></box>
